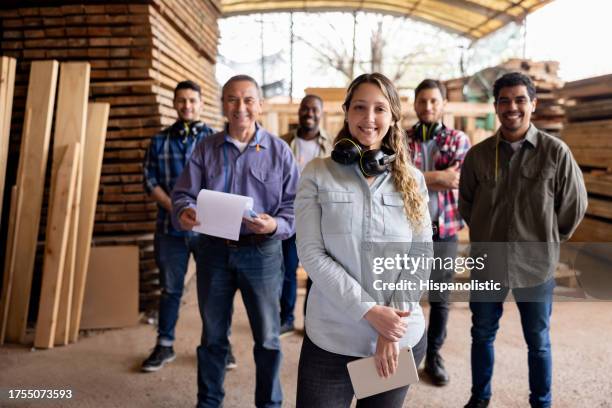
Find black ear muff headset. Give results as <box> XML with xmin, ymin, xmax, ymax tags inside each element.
<box><xmin>331</xmin><ymin>138</ymin><xmax>396</xmax><ymax>177</ymax></box>
<box><xmin>415</xmin><ymin>122</ymin><xmax>442</xmax><ymax>141</ymax></box>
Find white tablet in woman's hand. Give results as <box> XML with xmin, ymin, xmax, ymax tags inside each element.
<box><xmin>347</xmin><ymin>348</ymin><xmax>419</xmax><ymax>399</ymax></box>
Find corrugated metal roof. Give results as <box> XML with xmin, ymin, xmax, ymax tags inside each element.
<box><xmin>221</xmin><ymin>0</ymin><xmax>553</xmax><ymax>40</ymax></box>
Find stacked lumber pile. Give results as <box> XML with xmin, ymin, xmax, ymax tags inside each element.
<box><xmin>0</xmin><ymin>2</ymin><xmax>221</xmax><ymax>234</ymax></box>
<box><xmin>500</xmin><ymin>59</ymin><xmax>565</xmax><ymax>136</ymax></box>
<box><xmin>561</xmin><ymin>74</ymin><xmax>612</xmax><ymax>242</ymax></box>
<box><xmin>0</xmin><ymin>1</ymin><xmax>222</xmax><ymax>322</ymax></box>
<box><xmin>444</xmin><ymin>76</ymin><xmax>468</xmax><ymax>103</ymax></box>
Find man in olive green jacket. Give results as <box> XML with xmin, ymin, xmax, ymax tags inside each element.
<box><xmin>459</xmin><ymin>72</ymin><xmax>587</xmax><ymax>408</ymax></box>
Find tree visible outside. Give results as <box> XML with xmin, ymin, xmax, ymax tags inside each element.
<box><xmin>216</xmin><ymin>11</ymin><xmax>525</xmax><ymax>98</ymax></box>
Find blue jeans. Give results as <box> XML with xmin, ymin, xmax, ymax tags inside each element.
<box><xmin>155</xmin><ymin>232</ymin><xmax>201</xmax><ymax>347</ymax></box>
<box><xmin>470</xmin><ymin>279</ymin><xmax>554</xmax><ymax>408</ymax></box>
<box><xmin>281</xmin><ymin>234</ymin><xmax>299</xmax><ymax>326</ymax></box>
<box><xmin>195</xmin><ymin>236</ymin><xmax>284</xmax><ymax>408</ymax></box>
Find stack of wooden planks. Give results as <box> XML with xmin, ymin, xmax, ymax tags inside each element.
<box><xmin>1</xmin><ymin>1</ymin><xmax>222</xmax><ymax>322</ymax></box>
<box><xmin>561</xmin><ymin>73</ymin><xmax>612</xmax><ymax>242</ymax></box>
<box><xmin>1</xmin><ymin>2</ymin><xmax>221</xmax><ymax>234</ymax></box>
<box><xmin>444</xmin><ymin>76</ymin><xmax>468</xmax><ymax>103</ymax></box>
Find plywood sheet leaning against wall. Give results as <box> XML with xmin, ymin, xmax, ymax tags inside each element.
<box><xmin>0</xmin><ymin>57</ymin><xmax>16</xmax><ymax>226</ymax></box>
<box><xmin>45</xmin><ymin>62</ymin><xmax>91</xmax><ymax>346</ymax></box>
<box><xmin>561</xmin><ymin>73</ymin><xmax>612</xmax><ymax>243</ymax></box>
<box><xmin>69</xmin><ymin>102</ymin><xmax>110</xmax><ymax>343</ymax></box>
<box><xmin>80</xmin><ymin>245</ymin><xmax>139</xmax><ymax>330</ymax></box>
<box><xmin>34</xmin><ymin>143</ymin><xmax>80</xmax><ymax>349</ymax></box>
<box><xmin>0</xmin><ymin>60</ymin><xmax>58</xmax><ymax>345</ymax></box>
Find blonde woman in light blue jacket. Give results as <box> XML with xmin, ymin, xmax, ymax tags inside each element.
<box><xmin>295</xmin><ymin>73</ymin><xmax>433</xmax><ymax>408</ymax></box>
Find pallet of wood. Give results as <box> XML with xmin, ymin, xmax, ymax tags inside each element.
<box><xmin>561</xmin><ymin>74</ymin><xmax>612</xmax><ymax>242</ymax></box>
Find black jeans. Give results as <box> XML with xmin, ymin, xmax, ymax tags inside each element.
<box><xmin>296</xmin><ymin>333</ymin><xmax>427</xmax><ymax>408</ymax></box>
<box><xmin>427</xmin><ymin>234</ymin><xmax>458</xmax><ymax>356</ymax></box>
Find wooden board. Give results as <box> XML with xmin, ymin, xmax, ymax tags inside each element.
<box><xmin>583</xmin><ymin>172</ymin><xmax>612</xmax><ymax>198</ymax></box>
<box><xmin>571</xmin><ymin>148</ymin><xmax>612</xmax><ymax>169</ymax></box>
<box><xmin>561</xmin><ymin>74</ymin><xmax>612</xmax><ymax>100</ymax></box>
<box><xmin>586</xmin><ymin>197</ymin><xmax>612</xmax><ymax>221</ymax></box>
<box><xmin>69</xmin><ymin>102</ymin><xmax>110</xmax><ymax>343</ymax></box>
<box><xmin>80</xmin><ymin>246</ymin><xmax>139</xmax><ymax>330</ymax></box>
<box><xmin>34</xmin><ymin>143</ymin><xmax>80</xmax><ymax>349</ymax></box>
<box><xmin>0</xmin><ymin>186</ymin><xmax>20</xmax><ymax>344</ymax></box>
<box><xmin>0</xmin><ymin>57</ymin><xmax>16</xmax><ymax>225</ymax></box>
<box><xmin>565</xmin><ymin>98</ymin><xmax>612</xmax><ymax>122</ymax></box>
<box><xmin>571</xmin><ymin>216</ymin><xmax>612</xmax><ymax>242</ymax></box>
<box><xmin>562</xmin><ymin>120</ymin><xmax>612</xmax><ymax>149</ymax></box>
<box><xmin>3</xmin><ymin>60</ymin><xmax>58</xmax><ymax>344</ymax></box>
<box><xmin>47</xmin><ymin>62</ymin><xmax>90</xmax><ymax>346</ymax></box>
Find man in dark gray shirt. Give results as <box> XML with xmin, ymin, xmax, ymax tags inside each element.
<box><xmin>459</xmin><ymin>72</ymin><xmax>587</xmax><ymax>408</ymax></box>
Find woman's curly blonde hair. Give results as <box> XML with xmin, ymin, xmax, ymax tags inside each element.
<box><xmin>334</xmin><ymin>73</ymin><xmax>426</xmax><ymax>228</ymax></box>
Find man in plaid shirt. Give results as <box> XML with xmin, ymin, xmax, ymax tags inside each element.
<box><xmin>141</xmin><ymin>80</ymin><xmax>216</xmax><ymax>372</ymax></box>
<box><xmin>406</xmin><ymin>79</ymin><xmax>471</xmax><ymax>386</ymax></box>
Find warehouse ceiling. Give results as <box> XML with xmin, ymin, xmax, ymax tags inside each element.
<box><xmin>220</xmin><ymin>0</ymin><xmax>553</xmax><ymax>40</ymax></box>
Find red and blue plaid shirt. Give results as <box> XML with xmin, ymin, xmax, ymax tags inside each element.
<box><xmin>407</xmin><ymin>124</ymin><xmax>471</xmax><ymax>239</ymax></box>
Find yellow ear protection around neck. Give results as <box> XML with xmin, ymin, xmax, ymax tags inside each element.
<box><xmin>416</xmin><ymin>122</ymin><xmax>442</xmax><ymax>142</ymax></box>
<box><xmin>331</xmin><ymin>138</ymin><xmax>396</xmax><ymax>177</ymax></box>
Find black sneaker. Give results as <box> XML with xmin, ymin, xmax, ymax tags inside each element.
<box><xmin>464</xmin><ymin>396</ymin><xmax>490</xmax><ymax>408</ymax></box>
<box><xmin>424</xmin><ymin>352</ymin><xmax>449</xmax><ymax>386</ymax></box>
<box><xmin>279</xmin><ymin>322</ymin><xmax>295</xmax><ymax>338</ymax></box>
<box><xmin>226</xmin><ymin>344</ymin><xmax>237</xmax><ymax>370</ymax></box>
<box><xmin>141</xmin><ymin>345</ymin><xmax>176</xmax><ymax>372</ymax></box>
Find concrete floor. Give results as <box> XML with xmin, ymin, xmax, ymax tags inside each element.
<box><xmin>1</xmin><ymin>281</ymin><xmax>611</xmax><ymax>408</ymax></box>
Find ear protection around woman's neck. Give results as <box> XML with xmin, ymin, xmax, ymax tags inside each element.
<box><xmin>331</xmin><ymin>138</ymin><xmax>396</xmax><ymax>177</ymax></box>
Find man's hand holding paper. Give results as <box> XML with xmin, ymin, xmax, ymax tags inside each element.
<box><xmin>178</xmin><ymin>207</ymin><xmax>200</xmax><ymax>230</ymax></box>
<box><xmin>191</xmin><ymin>189</ymin><xmax>277</xmax><ymax>240</ymax></box>
<box><xmin>243</xmin><ymin>213</ymin><xmax>277</xmax><ymax>235</ymax></box>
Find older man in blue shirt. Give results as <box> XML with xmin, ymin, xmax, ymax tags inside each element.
<box><xmin>172</xmin><ymin>75</ymin><xmax>299</xmax><ymax>408</ymax></box>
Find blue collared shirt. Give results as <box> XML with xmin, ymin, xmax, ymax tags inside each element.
<box><xmin>143</xmin><ymin>120</ymin><xmax>215</xmax><ymax>236</ymax></box>
<box><xmin>171</xmin><ymin>125</ymin><xmax>300</xmax><ymax>240</ymax></box>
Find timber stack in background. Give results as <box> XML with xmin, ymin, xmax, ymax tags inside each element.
<box><xmin>0</xmin><ymin>0</ymin><xmax>222</xmax><ymax>316</ymax></box>
<box><xmin>561</xmin><ymin>73</ymin><xmax>612</xmax><ymax>242</ymax></box>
